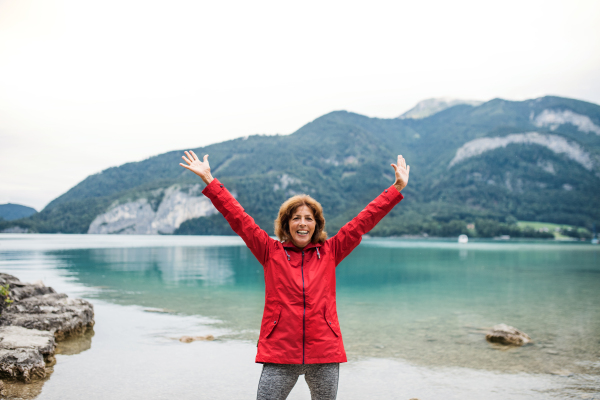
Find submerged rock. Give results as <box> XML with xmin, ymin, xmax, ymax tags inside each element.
<box><xmin>179</xmin><ymin>335</ymin><xmax>215</xmax><ymax>343</ymax></box>
<box><xmin>0</xmin><ymin>273</ymin><xmax>95</xmax><ymax>382</ymax></box>
<box><xmin>55</xmin><ymin>329</ymin><xmax>94</xmax><ymax>356</ymax></box>
<box><xmin>144</xmin><ymin>307</ymin><xmax>174</xmax><ymax>313</ymax></box>
<box><xmin>485</xmin><ymin>324</ymin><xmax>531</xmax><ymax>346</ymax></box>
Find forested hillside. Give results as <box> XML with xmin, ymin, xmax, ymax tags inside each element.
<box><xmin>0</xmin><ymin>203</ymin><xmax>37</xmax><ymax>221</ymax></box>
<box><xmin>3</xmin><ymin>95</ymin><xmax>599</xmax><ymax>238</ymax></box>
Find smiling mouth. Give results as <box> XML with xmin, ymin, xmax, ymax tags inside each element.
<box><xmin>296</xmin><ymin>230</ymin><xmax>309</xmax><ymax>236</ymax></box>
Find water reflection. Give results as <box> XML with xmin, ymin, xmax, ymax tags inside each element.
<box><xmin>55</xmin><ymin>329</ymin><xmax>95</xmax><ymax>356</ymax></box>
<box><xmin>88</xmin><ymin>247</ymin><xmax>236</xmax><ymax>285</ymax></box>
<box><xmin>54</xmin><ymin>246</ymin><xmax>264</xmax><ymax>287</ymax></box>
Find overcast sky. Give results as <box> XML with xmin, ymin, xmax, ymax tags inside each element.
<box><xmin>1</xmin><ymin>0</ymin><xmax>599</xmax><ymax>211</ymax></box>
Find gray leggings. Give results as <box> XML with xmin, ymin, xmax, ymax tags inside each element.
<box><xmin>256</xmin><ymin>363</ymin><xmax>339</xmax><ymax>400</ymax></box>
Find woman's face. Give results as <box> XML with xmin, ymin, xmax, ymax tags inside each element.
<box><xmin>289</xmin><ymin>205</ymin><xmax>316</xmax><ymax>249</ymax></box>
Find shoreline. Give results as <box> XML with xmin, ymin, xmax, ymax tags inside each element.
<box><xmin>1</xmin><ymin>233</ymin><xmax>598</xmax><ymax>252</ymax></box>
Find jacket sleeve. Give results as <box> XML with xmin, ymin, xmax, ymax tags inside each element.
<box><xmin>202</xmin><ymin>178</ymin><xmax>275</xmax><ymax>266</ymax></box>
<box><xmin>328</xmin><ymin>185</ymin><xmax>404</xmax><ymax>266</ymax></box>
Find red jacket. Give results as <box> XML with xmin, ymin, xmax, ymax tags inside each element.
<box><xmin>202</xmin><ymin>179</ymin><xmax>404</xmax><ymax>364</ymax></box>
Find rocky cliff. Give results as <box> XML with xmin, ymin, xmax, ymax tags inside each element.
<box><xmin>87</xmin><ymin>184</ymin><xmax>218</xmax><ymax>234</ymax></box>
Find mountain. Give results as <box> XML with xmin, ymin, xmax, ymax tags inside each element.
<box><xmin>398</xmin><ymin>98</ymin><xmax>484</xmax><ymax>119</ymax></box>
<box><xmin>0</xmin><ymin>203</ymin><xmax>37</xmax><ymax>221</ymax></box>
<box><xmin>2</xmin><ymin>95</ymin><xmax>599</xmax><ymax>238</ymax></box>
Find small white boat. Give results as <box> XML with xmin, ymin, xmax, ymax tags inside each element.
<box><xmin>458</xmin><ymin>234</ymin><xmax>468</xmax><ymax>244</ymax></box>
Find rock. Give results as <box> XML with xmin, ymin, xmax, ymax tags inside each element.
<box><xmin>0</xmin><ymin>326</ymin><xmax>55</xmax><ymax>355</ymax></box>
<box><xmin>1</xmin><ymin>293</ymin><xmax>95</xmax><ymax>340</ymax></box>
<box><xmin>0</xmin><ymin>348</ymin><xmax>46</xmax><ymax>381</ymax></box>
<box><xmin>0</xmin><ymin>273</ymin><xmax>95</xmax><ymax>382</ymax></box>
<box><xmin>0</xmin><ymin>274</ymin><xmax>56</xmax><ymax>302</ymax></box>
<box><xmin>0</xmin><ymin>326</ymin><xmax>55</xmax><ymax>381</ymax></box>
<box><xmin>0</xmin><ymin>274</ymin><xmax>94</xmax><ymax>341</ymax></box>
<box><xmin>179</xmin><ymin>335</ymin><xmax>214</xmax><ymax>343</ymax></box>
<box><xmin>143</xmin><ymin>308</ymin><xmax>174</xmax><ymax>313</ymax></box>
<box><xmin>485</xmin><ymin>324</ymin><xmax>531</xmax><ymax>346</ymax></box>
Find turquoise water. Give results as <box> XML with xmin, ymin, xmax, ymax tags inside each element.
<box><xmin>0</xmin><ymin>234</ymin><xmax>599</xmax><ymax>399</ymax></box>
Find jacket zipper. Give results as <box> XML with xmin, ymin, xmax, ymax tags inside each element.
<box><xmin>301</xmin><ymin>249</ymin><xmax>306</xmax><ymax>364</ymax></box>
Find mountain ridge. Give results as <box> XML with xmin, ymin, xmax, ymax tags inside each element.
<box><xmin>3</xmin><ymin>95</ymin><xmax>599</xmax><ymax>238</ymax></box>
<box><xmin>398</xmin><ymin>98</ymin><xmax>484</xmax><ymax>119</ymax></box>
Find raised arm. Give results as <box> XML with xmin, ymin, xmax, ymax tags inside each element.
<box><xmin>180</xmin><ymin>151</ymin><xmax>274</xmax><ymax>265</ymax></box>
<box><xmin>329</xmin><ymin>155</ymin><xmax>410</xmax><ymax>265</ymax></box>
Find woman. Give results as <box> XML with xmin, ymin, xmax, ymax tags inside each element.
<box><xmin>180</xmin><ymin>151</ymin><xmax>409</xmax><ymax>400</ymax></box>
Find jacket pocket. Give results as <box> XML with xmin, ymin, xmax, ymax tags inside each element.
<box><xmin>324</xmin><ymin>306</ymin><xmax>341</xmax><ymax>337</ymax></box>
<box><xmin>265</xmin><ymin>304</ymin><xmax>283</xmax><ymax>338</ymax></box>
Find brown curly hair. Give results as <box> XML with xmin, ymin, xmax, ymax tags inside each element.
<box><xmin>274</xmin><ymin>195</ymin><xmax>327</xmax><ymax>244</ymax></box>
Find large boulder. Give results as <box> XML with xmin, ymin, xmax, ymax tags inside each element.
<box><xmin>485</xmin><ymin>324</ymin><xmax>531</xmax><ymax>346</ymax></box>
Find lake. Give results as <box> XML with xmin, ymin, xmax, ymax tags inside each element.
<box><xmin>0</xmin><ymin>234</ymin><xmax>598</xmax><ymax>399</ymax></box>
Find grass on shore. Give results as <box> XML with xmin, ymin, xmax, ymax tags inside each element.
<box><xmin>517</xmin><ymin>221</ymin><xmax>577</xmax><ymax>240</ymax></box>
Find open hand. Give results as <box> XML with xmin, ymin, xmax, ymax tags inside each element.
<box><xmin>180</xmin><ymin>151</ymin><xmax>214</xmax><ymax>185</ymax></box>
<box><xmin>391</xmin><ymin>155</ymin><xmax>410</xmax><ymax>192</ymax></box>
